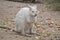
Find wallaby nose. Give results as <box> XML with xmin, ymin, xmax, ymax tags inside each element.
<box><xmin>35</xmin><ymin>14</ymin><xmax>37</xmax><ymax>17</ymax></box>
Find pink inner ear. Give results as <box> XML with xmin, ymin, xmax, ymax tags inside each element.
<box><xmin>33</xmin><ymin>5</ymin><xmax>37</xmax><ymax>8</ymax></box>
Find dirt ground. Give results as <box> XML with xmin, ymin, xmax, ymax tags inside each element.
<box><xmin>0</xmin><ymin>0</ymin><xmax>60</xmax><ymax>40</ymax></box>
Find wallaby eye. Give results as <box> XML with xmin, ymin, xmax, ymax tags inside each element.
<box><xmin>32</xmin><ymin>11</ymin><xmax>34</xmax><ymax>13</ymax></box>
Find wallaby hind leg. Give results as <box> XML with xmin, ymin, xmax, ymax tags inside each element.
<box><xmin>20</xmin><ymin>27</ymin><xmax>26</xmax><ymax>35</ymax></box>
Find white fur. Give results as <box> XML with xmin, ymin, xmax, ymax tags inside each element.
<box><xmin>15</xmin><ymin>5</ymin><xmax>39</xmax><ymax>35</ymax></box>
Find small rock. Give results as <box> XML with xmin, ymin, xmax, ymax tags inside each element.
<box><xmin>35</xmin><ymin>36</ymin><xmax>39</xmax><ymax>39</ymax></box>
<box><xmin>1</xmin><ymin>37</ymin><xmax>4</xmax><ymax>39</ymax></box>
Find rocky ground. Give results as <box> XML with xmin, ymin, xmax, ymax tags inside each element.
<box><xmin>0</xmin><ymin>0</ymin><xmax>60</xmax><ymax>40</ymax></box>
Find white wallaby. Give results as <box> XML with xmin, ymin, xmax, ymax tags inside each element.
<box><xmin>15</xmin><ymin>4</ymin><xmax>39</xmax><ymax>35</ymax></box>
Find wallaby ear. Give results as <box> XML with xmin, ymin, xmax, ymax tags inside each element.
<box><xmin>28</xmin><ymin>4</ymin><xmax>32</xmax><ymax>10</ymax></box>
<box><xmin>28</xmin><ymin>4</ymin><xmax>32</xmax><ymax>8</ymax></box>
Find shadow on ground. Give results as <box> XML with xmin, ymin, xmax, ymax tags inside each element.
<box><xmin>6</xmin><ymin>0</ymin><xmax>43</xmax><ymax>4</ymax></box>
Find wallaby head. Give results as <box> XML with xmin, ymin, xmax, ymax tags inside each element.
<box><xmin>28</xmin><ymin>4</ymin><xmax>39</xmax><ymax>17</ymax></box>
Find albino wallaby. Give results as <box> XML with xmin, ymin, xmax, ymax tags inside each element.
<box><xmin>15</xmin><ymin>4</ymin><xmax>39</xmax><ymax>35</ymax></box>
